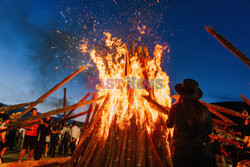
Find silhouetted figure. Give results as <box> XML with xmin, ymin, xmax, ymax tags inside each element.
<box><xmin>166</xmin><ymin>79</ymin><xmax>216</xmax><ymax>167</ymax></box>
<box><xmin>34</xmin><ymin>116</ymin><xmax>51</xmax><ymax>160</ymax></box>
<box><xmin>70</xmin><ymin>122</ymin><xmax>80</xmax><ymax>154</ymax></box>
<box><xmin>58</xmin><ymin>122</ymin><xmax>70</xmax><ymax>157</ymax></box>
<box><xmin>49</xmin><ymin>123</ymin><xmax>60</xmax><ymax>157</ymax></box>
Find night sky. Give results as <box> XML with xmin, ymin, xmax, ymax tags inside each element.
<box><xmin>0</xmin><ymin>0</ymin><xmax>249</xmax><ymax>121</ymax></box>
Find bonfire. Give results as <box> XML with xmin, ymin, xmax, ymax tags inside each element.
<box><xmin>64</xmin><ymin>33</ymin><xmax>173</xmax><ymax>167</ymax></box>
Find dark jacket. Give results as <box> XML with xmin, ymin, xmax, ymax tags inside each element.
<box><xmin>166</xmin><ymin>103</ymin><xmax>216</xmax><ymax>167</ymax></box>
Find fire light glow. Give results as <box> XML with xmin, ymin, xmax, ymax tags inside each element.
<box><xmin>81</xmin><ymin>33</ymin><xmax>172</xmax><ymax>144</ymax></box>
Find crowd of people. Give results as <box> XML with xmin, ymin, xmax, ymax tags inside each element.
<box><xmin>0</xmin><ymin>107</ymin><xmax>81</xmax><ymax>163</ymax></box>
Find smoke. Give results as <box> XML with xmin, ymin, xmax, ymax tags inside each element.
<box><xmin>0</xmin><ymin>0</ymin><xmax>96</xmax><ymax>91</ymax></box>
<box><xmin>45</xmin><ymin>96</ymin><xmax>71</xmax><ymax>109</ymax></box>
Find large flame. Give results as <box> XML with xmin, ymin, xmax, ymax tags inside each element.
<box><xmin>81</xmin><ymin>33</ymin><xmax>172</xmax><ymax>142</ymax></box>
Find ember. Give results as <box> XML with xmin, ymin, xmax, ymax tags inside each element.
<box><xmin>65</xmin><ymin>34</ymin><xmax>173</xmax><ymax>166</ymax></box>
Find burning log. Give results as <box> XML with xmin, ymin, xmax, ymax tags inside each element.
<box><xmin>68</xmin><ymin>95</ymin><xmax>110</xmax><ymax>166</ymax></box>
<box><xmin>205</xmin><ymin>26</ymin><xmax>250</xmax><ymax>67</ymax></box>
<box><xmin>84</xmin><ymin>92</ymin><xmax>97</xmax><ymax>125</ymax></box>
<box><xmin>0</xmin><ymin>101</ymin><xmax>38</xmax><ymax>113</ymax></box>
<box><xmin>8</xmin><ymin>96</ymin><xmax>104</xmax><ymax>129</ymax></box>
<box><xmin>14</xmin><ymin>65</ymin><xmax>86</xmax><ymax>120</ymax></box>
<box><xmin>146</xmin><ymin>132</ymin><xmax>164</xmax><ymax>167</ymax></box>
<box><xmin>142</xmin><ymin>95</ymin><xmax>170</xmax><ymax>115</ymax></box>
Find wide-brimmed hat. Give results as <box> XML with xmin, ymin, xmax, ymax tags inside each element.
<box><xmin>175</xmin><ymin>79</ymin><xmax>203</xmax><ymax>101</ymax></box>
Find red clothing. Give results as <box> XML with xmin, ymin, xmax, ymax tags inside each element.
<box><xmin>25</xmin><ymin>120</ymin><xmax>40</xmax><ymax>136</ymax></box>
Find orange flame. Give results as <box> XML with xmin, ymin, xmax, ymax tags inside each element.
<box><xmin>80</xmin><ymin>33</ymin><xmax>172</xmax><ymax>141</ymax></box>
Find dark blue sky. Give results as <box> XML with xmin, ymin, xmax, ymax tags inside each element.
<box><xmin>0</xmin><ymin>0</ymin><xmax>249</xmax><ymax>119</ymax></box>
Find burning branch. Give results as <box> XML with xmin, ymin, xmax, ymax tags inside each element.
<box><xmin>142</xmin><ymin>95</ymin><xmax>170</xmax><ymax>115</ymax></box>
<box><xmin>205</xmin><ymin>26</ymin><xmax>250</xmax><ymax>67</ymax></box>
<box><xmin>14</xmin><ymin>65</ymin><xmax>86</xmax><ymax>120</ymax></box>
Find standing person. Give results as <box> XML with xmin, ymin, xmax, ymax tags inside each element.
<box><xmin>17</xmin><ymin>128</ymin><xmax>26</xmax><ymax>151</ymax></box>
<box><xmin>7</xmin><ymin>129</ymin><xmax>16</xmax><ymax>150</ymax></box>
<box><xmin>70</xmin><ymin>122</ymin><xmax>80</xmax><ymax>154</ymax></box>
<box><xmin>0</xmin><ymin>115</ymin><xmax>10</xmax><ymax>163</ymax></box>
<box><xmin>34</xmin><ymin>116</ymin><xmax>51</xmax><ymax>160</ymax></box>
<box><xmin>49</xmin><ymin>123</ymin><xmax>60</xmax><ymax>157</ymax></box>
<box><xmin>166</xmin><ymin>79</ymin><xmax>216</xmax><ymax>167</ymax></box>
<box><xmin>19</xmin><ymin>108</ymin><xmax>40</xmax><ymax>161</ymax></box>
<box><xmin>58</xmin><ymin>122</ymin><xmax>70</xmax><ymax>157</ymax></box>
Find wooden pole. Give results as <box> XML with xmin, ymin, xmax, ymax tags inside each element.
<box><xmin>205</xmin><ymin>26</ymin><xmax>250</xmax><ymax>67</ymax></box>
<box><xmin>50</xmin><ymin>110</ymin><xmax>89</xmax><ymax>126</ymax></box>
<box><xmin>208</xmin><ymin>108</ymin><xmax>236</xmax><ymax>125</ymax></box>
<box><xmin>0</xmin><ymin>101</ymin><xmax>37</xmax><ymax>113</ymax></box>
<box><xmin>65</xmin><ymin>92</ymin><xmax>91</xmax><ymax>118</ymax></box>
<box><xmin>201</xmin><ymin>101</ymin><xmax>244</xmax><ymax>119</ymax></box>
<box><xmin>240</xmin><ymin>95</ymin><xmax>250</xmax><ymax>106</ymax></box>
<box><xmin>63</xmin><ymin>88</ymin><xmax>67</xmax><ymax>118</ymax></box>
<box><xmin>146</xmin><ymin>132</ymin><xmax>164</xmax><ymax>167</ymax></box>
<box><xmin>71</xmin><ymin>95</ymin><xmax>109</xmax><ymax>162</ymax></box>
<box><xmin>0</xmin><ymin>120</ymin><xmax>42</xmax><ymax>133</ymax></box>
<box><xmin>142</xmin><ymin>96</ymin><xmax>170</xmax><ymax>115</ymax></box>
<box><xmin>85</xmin><ymin>93</ymin><xmax>97</xmax><ymax>123</ymax></box>
<box><xmin>14</xmin><ymin>65</ymin><xmax>86</xmax><ymax>120</ymax></box>
<box><xmin>8</xmin><ymin>95</ymin><xmax>104</xmax><ymax>128</ymax></box>
<box><xmin>212</xmin><ymin>118</ymin><xmax>233</xmax><ymax>127</ymax></box>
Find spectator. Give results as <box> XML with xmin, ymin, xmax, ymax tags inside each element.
<box><xmin>17</xmin><ymin>128</ymin><xmax>26</xmax><ymax>151</ymax></box>
<box><xmin>0</xmin><ymin>114</ymin><xmax>10</xmax><ymax>163</ymax></box>
<box><xmin>166</xmin><ymin>79</ymin><xmax>216</xmax><ymax>167</ymax></box>
<box><xmin>58</xmin><ymin>122</ymin><xmax>70</xmax><ymax>157</ymax></box>
<box><xmin>34</xmin><ymin>115</ymin><xmax>51</xmax><ymax>160</ymax></box>
<box><xmin>49</xmin><ymin>123</ymin><xmax>60</xmax><ymax>157</ymax></box>
<box><xmin>19</xmin><ymin>108</ymin><xmax>40</xmax><ymax>161</ymax></box>
<box><xmin>70</xmin><ymin>122</ymin><xmax>80</xmax><ymax>154</ymax></box>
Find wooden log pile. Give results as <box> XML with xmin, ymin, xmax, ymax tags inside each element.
<box><xmin>62</xmin><ymin>43</ymin><xmax>173</xmax><ymax>167</ymax></box>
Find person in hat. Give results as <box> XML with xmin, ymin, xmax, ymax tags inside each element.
<box><xmin>166</xmin><ymin>79</ymin><xmax>216</xmax><ymax>167</ymax></box>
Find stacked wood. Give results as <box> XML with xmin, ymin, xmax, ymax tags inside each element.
<box><xmin>62</xmin><ymin>44</ymin><xmax>173</xmax><ymax>167</ymax></box>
